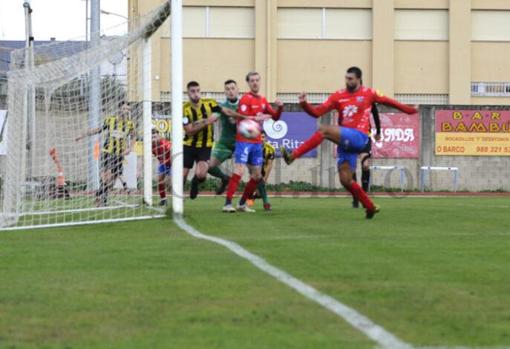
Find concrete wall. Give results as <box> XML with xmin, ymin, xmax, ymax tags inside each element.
<box><xmin>5</xmin><ymin>101</ymin><xmax>510</xmax><ymax>192</ymax></box>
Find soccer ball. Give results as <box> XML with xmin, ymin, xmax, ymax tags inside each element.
<box><xmin>238</xmin><ymin>119</ymin><xmax>261</xmax><ymax>139</ymax></box>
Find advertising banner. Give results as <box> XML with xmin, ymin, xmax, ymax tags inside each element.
<box><xmin>435</xmin><ymin>110</ymin><xmax>510</xmax><ymax>156</ymax></box>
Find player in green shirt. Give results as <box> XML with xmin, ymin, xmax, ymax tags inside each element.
<box><xmin>208</xmin><ymin>79</ymin><xmax>239</xmax><ymax>194</ymax></box>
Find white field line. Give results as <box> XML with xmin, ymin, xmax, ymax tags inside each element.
<box><xmin>175</xmin><ymin>216</ymin><xmax>510</xmax><ymax>349</ymax></box>
<box><xmin>174</xmin><ymin>215</ymin><xmax>414</xmax><ymax>349</ymax></box>
<box><xmin>418</xmin><ymin>347</ymin><xmax>510</xmax><ymax>349</ymax></box>
<box><xmin>454</xmin><ymin>203</ymin><xmax>510</xmax><ymax>209</ymax></box>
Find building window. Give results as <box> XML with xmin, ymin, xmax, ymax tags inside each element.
<box><xmin>183</xmin><ymin>7</ymin><xmax>207</xmax><ymax>38</ymax></box>
<box><xmin>278</xmin><ymin>8</ymin><xmax>322</xmax><ymax>39</ymax></box>
<box><xmin>471</xmin><ymin>82</ymin><xmax>510</xmax><ymax>97</ymax></box>
<box><xmin>472</xmin><ymin>10</ymin><xmax>510</xmax><ymax>41</ymax></box>
<box><xmin>278</xmin><ymin>8</ymin><xmax>372</xmax><ymax>40</ymax></box>
<box><xmin>183</xmin><ymin>7</ymin><xmax>255</xmax><ymax>39</ymax></box>
<box><xmin>395</xmin><ymin>10</ymin><xmax>449</xmax><ymax>41</ymax></box>
<box><xmin>209</xmin><ymin>7</ymin><xmax>255</xmax><ymax>38</ymax></box>
<box><xmin>325</xmin><ymin>9</ymin><xmax>372</xmax><ymax>40</ymax></box>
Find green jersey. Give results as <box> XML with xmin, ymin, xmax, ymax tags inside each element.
<box><xmin>218</xmin><ymin>99</ymin><xmax>239</xmax><ymax>147</ymax></box>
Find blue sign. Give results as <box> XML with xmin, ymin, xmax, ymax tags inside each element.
<box><xmin>263</xmin><ymin>112</ymin><xmax>318</xmax><ymax>158</ymax></box>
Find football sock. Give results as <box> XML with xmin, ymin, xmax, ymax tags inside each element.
<box><xmin>225</xmin><ymin>173</ymin><xmax>241</xmax><ymax>205</ymax></box>
<box><xmin>347</xmin><ymin>181</ymin><xmax>374</xmax><ymax>210</ymax></box>
<box><xmin>208</xmin><ymin>166</ymin><xmax>229</xmax><ymax>181</ymax></box>
<box><xmin>257</xmin><ymin>180</ymin><xmax>269</xmax><ymax>205</ymax></box>
<box><xmin>291</xmin><ymin>131</ymin><xmax>324</xmax><ymax>159</ymax></box>
<box><xmin>158</xmin><ymin>181</ymin><xmax>166</xmax><ymax>199</ymax></box>
<box><xmin>239</xmin><ymin>178</ymin><xmax>260</xmax><ymax>206</ymax></box>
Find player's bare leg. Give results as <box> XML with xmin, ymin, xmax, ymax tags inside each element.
<box><xmin>208</xmin><ymin>156</ymin><xmax>230</xmax><ymax>195</ymax></box>
<box><xmin>281</xmin><ymin>125</ymin><xmax>341</xmax><ymax>164</ymax></box>
<box><xmin>360</xmin><ymin>153</ymin><xmax>371</xmax><ymax>192</ymax></box>
<box><xmin>49</xmin><ymin>147</ymin><xmax>70</xmax><ymax>199</ymax></box>
<box><xmin>97</xmin><ymin>169</ymin><xmax>114</xmax><ymax>207</ymax></box>
<box><xmin>190</xmin><ymin>160</ymin><xmax>208</xmax><ymax>200</ymax></box>
<box><xmin>183</xmin><ymin>167</ymin><xmax>190</xmax><ymax>185</ymax></box>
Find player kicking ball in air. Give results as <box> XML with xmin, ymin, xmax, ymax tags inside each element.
<box><xmin>280</xmin><ymin>67</ymin><xmax>417</xmax><ymax>219</ymax></box>
<box><xmin>223</xmin><ymin>71</ymin><xmax>283</xmax><ymax>213</ymax></box>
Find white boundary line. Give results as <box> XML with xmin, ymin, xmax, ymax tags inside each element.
<box><xmin>419</xmin><ymin>347</ymin><xmax>510</xmax><ymax>349</ymax></box>
<box><xmin>175</xmin><ymin>216</ymin><xmax>510</xmax><ymax>349</ymax></box>
<box><xmin>174</xmin><ymin>215</ymin><xmax>414</xmax><ymax>349</ymax></box>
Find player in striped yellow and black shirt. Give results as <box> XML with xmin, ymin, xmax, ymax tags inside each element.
<box><xmin>183</xmin><ymin>81</ymin><xmax>245</xmax><ymax>199</ymax></box>
<box><xmin>76</xmin><ymin>101</ymin><xmax>135</xmax><ymax>206</ymax></box>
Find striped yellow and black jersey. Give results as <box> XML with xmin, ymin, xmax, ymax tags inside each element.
<box><xmin>263</xmin><ymin>141</ymin><xmax>276</xmax><ymax>164</ymax></box>
<box><xmin>101</xmin><ymin>115</ymin><xmax>136</xmax><ymax>156</ymax></box>
<box><xmin>183</xmin><ymin>98</ymin><xmax>221</xmax><ymax>148</ymax></box>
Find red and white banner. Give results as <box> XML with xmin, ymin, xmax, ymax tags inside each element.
<box><xmin>371</xmin><ymin>113</ymin><xmax>420</xmax><ymax>159</ymax></box>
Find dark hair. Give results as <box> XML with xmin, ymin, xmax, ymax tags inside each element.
<box><xmin>187</xmin><ymin>81</ymin><xmax>200</xmax><ymax>90</ymax></box>
<box><xmin>224</xmin><ymin>79</ymin><xmax>237</xmax><ymax>86</ymax></box>
<box><xmin>346</xmin><ymin>67</ymin><xmax>363</xmax><ymax>79</ymax></box>
<box><xmin>245</xmin><ymin>71</ymin><xmax>259</xmax><ymax>82</ymax></box>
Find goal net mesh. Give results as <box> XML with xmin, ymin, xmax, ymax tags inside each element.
<box><xmin>0</xmin><ymin>2</ymin><xmax>170</xmax><ymax>229</ymax></box>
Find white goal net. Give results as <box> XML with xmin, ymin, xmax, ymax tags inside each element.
<box><xmin>0</xmin><ymin>3</ymin><xmax>171</xmax><ymax>230</ymax></box>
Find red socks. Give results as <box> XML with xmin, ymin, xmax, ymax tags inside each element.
<box><xmin>347</xmin><ymin>181</ymin><xmax>374</xmax><ymax>210</ymax></box>
<box><xmin>226</xmin><ymin>173</ymin><xmax>242</xmax><ymax>202</ymax></box>
<box><xmin>292</xmin><ymin>131</ymin><xmax>324</xmax><ymax>159</ymax></box>
<box><xmin>240</xmin><ymin>178</ymin><xmax>260</xmax><ymax>204</ymax></box>
<box><xmin>158</xmin><ymin>181</ymin><xmax>166</xmax><ymax>199</ymax></box>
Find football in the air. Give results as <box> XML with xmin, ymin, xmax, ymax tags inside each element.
<box><xmin>238</xmin><ymin>119</ymin><xmax>261</xmax><ymax>139</ymax></box>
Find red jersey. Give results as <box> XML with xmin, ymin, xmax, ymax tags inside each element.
<box><xmin>237</xmin><ymin>92</ymin><xmax>283</xmax><ymax>144</ymax></box>
<box><xmin>300</xmin><ymin>87</ymin><xmax>417</xmax><ymax>134</ymax></box>
<box><xmin>152</xmin><ymin>139</ymin><xmax>172</xmax><ymax>165</ymax></box>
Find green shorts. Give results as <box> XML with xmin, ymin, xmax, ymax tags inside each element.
<box><xmin>211</xmin><ymin>141</ymin><xmax>235</xmax><ymax>163</ymax></box>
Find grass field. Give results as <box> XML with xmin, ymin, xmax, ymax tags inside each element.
<box><xmin>1</xmin><ymin>196</ymin><xmax>510</xmax><ymax>348</ymax></box>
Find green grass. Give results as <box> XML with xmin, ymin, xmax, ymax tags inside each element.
<box><xmin>1</xmin><ymin>196</ymin><xmax>510</xmax><ymax>348</ymax></box>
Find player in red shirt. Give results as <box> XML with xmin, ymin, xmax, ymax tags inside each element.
<box><xmin>151</xmin><ymin>128</ymin><xmax>172</xmax><ymax>205</ymax></box>
<box><xmin>223</xmin><ymin>71</ymin><xmax>283</xmax><ymax>213</ymax></box>
<box><xmin>281</xmin><ymin>67</ymin><xmax>417</xmax><ymax>219</ymax></box>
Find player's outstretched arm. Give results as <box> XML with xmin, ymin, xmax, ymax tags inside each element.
<box><xmin>221</xmin><ymin>107</ymin><xmax>251</xmax><ymax>120</ymax></box>
<box><xmin>371</xmin><ymin>104</ymin><xmax>382</xmax><ymax>140</ymax></box>
<box><xmin>75</xmin><ymin>127</ymin><xmax>101</xmax><ymax>142</ymax></box>
<box><xmin>265</xmin><ymin>99</ymin><xmax>284</xmax><ymax>120</ymax></box>
<box><xmin>299</xmin><ymin>92</ymin><xmax>334</xmax><ymax>118</ymax></box>
<box><xmin>373</xmin><ymin>91</ymin><xmax>417</xmax><ymax>114</ymax></box>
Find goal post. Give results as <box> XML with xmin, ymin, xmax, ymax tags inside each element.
<box><xmin>171</xmin><ymin>0</ymin><xmax>184</xmax><ymax>217</ymax></box>
<box><xmin>0</xmin><ymin>2</ymin><xmax>172</xmax><ymax>230</ymax></box>
<box><xmin>142</xmin><ymin>37</ymin><xmax>153</xmax><ymax>206</ymax></box>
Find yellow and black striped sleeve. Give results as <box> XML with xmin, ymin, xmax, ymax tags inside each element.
<box><xmin>263</xmin><ymin>142</ymin><xmax>276</xmax><ymax>162</ymax></box>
